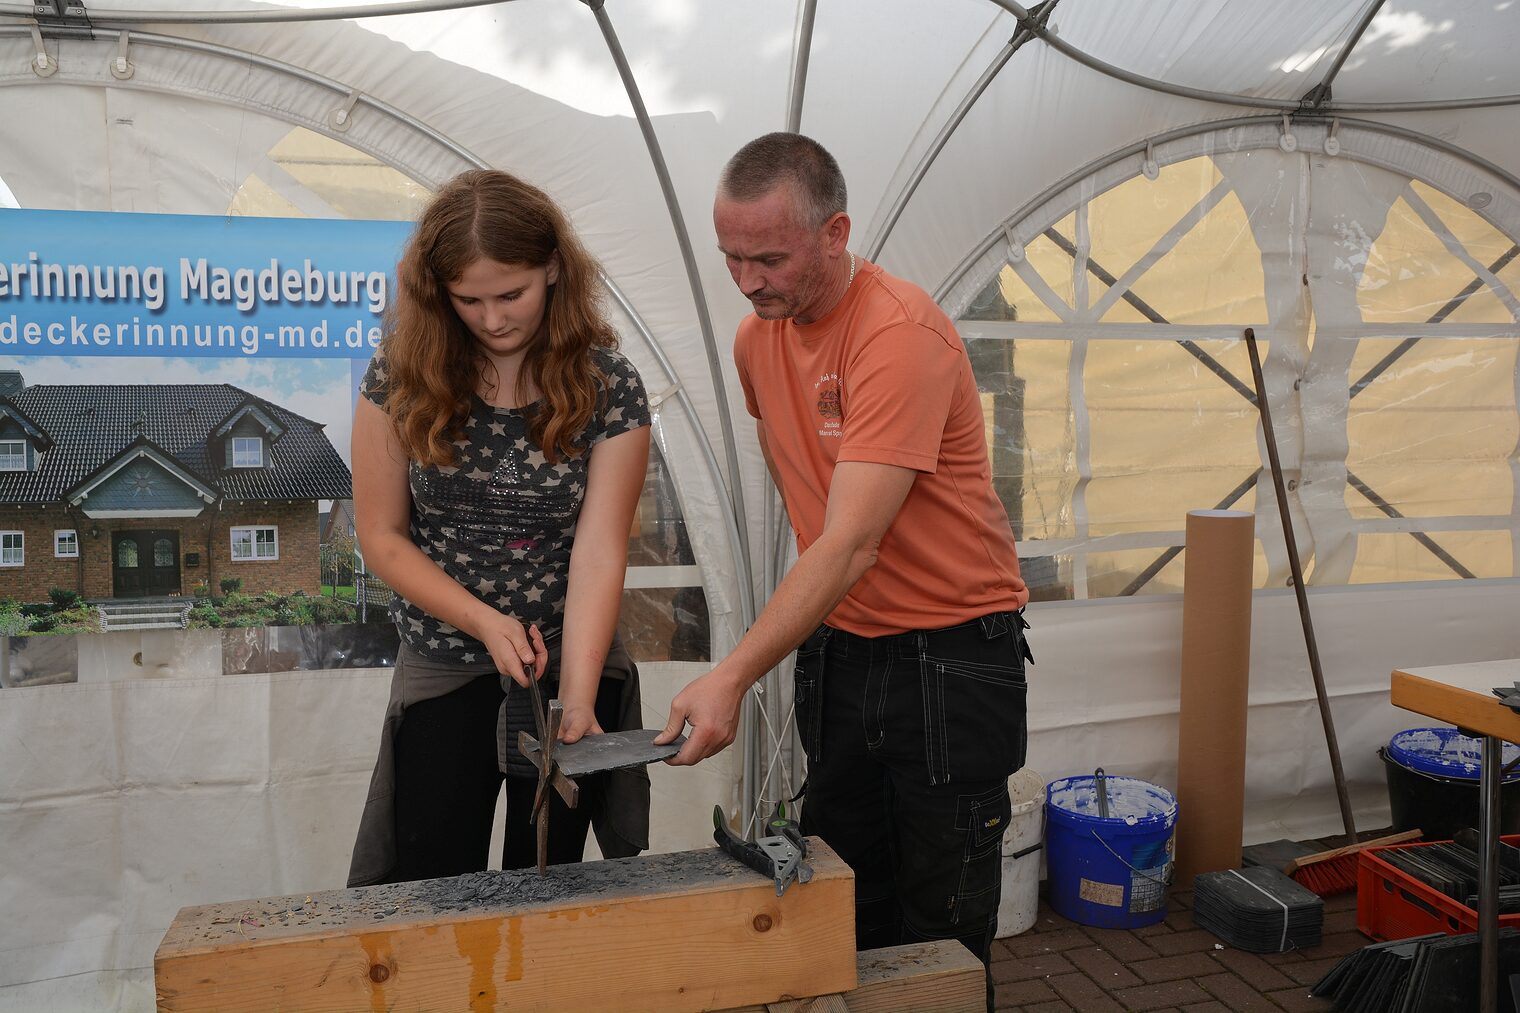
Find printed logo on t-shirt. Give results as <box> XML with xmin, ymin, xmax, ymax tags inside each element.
<box><xmin>814</xmin><ymin>373</ymin><xmax>843</xmax><ymax>438</ymax></box>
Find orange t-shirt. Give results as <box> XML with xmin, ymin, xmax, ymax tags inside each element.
<box><xmin>735</xmin><ymin>259</ymin><xmax>1028</xmax><ymax>636</ymax></box>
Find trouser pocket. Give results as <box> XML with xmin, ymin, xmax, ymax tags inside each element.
<box><xmin>950</xmin><ymin>782</ymin><xmax>1012</xmax><ymax>927</ymax></box>
<box><xmin>920</xmin><ymin>613</ymin><xmax>1030</xmax><ymax>783</ymax></box>
<box><xmin>792</xmin><ymin>625</ymin><xmax>830</xmax><ymax>762</ymax></box>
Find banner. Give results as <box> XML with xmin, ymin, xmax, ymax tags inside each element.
<box><xmin>0</xmin><ymin>208</ymin><xmax>409</xmax><ymax>361</ymax></box>
<box><xmin>0</xmin><ymin>209</ymin><xmax>419</xmax><ymax>612</ymax></box>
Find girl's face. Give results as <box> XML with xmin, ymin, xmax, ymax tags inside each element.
<box><xmin>445</xmin><ymin>254</ymin><xmax>560</xmax><ymax>365</ymax></box>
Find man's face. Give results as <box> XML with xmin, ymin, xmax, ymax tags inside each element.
<box><xmin>714</xmin><ymin>185</ymin><xmax>832</xmax><ymax>323</ymax></box>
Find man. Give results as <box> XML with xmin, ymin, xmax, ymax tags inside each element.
<box><xmin>656</xmin><ymin>132</ymin><xmax>1031</xmax><ymax>1005</ymax></box>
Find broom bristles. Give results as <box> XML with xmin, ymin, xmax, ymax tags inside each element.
<box><xmin>1289</xmin><ymin>855</ymin><xmax>1359</xmax><ymax>896</ymax></box>
<box><xmin>1284</xmin><ymin>829</ymin><xmax>1423</xmax><ymax>898</ymax></box>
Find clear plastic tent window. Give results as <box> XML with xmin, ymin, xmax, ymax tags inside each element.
<box><xmin>957</xmin><ymin>140</ymin><xmax>1519</xmax><ymax>600</ymax></box>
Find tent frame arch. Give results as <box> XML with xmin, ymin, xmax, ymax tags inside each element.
<box><xmin>936</xmin><ymin>114</ymin><xmax>1520</xmax><ymax>599</ymax></box>
<box><xmin>0</xmin><ymin>18</ymin><xmax>770</xmax><ymax>803</ymax></box>
<box><xmin>10</xmin><ymin>0</ymin><xmax>1518</xmax><ymax>114</ymax></box>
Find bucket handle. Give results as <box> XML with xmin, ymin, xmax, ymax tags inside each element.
<box><xmin>1088</xmin><ymin>828</ymin><xmax>1174</xmax><ymax>888</ymax></box>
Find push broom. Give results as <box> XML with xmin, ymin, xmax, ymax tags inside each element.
<box><xmin>1243</xmin><ymin>329</ymin><xmax>1364</xmax><ymax>895</ymax></box>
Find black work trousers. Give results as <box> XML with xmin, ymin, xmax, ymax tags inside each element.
<box><xmin>794</xmin><ymin>610</ymin><xmax>1032</xmax><ymax>1013</ymax></box>
<box><xmin>389</xmin><ymin>671</ymin><xmax>622</xmax><ymax>881</ymax></box>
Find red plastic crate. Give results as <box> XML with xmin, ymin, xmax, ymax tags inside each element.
<box><xmin>1357</xmin><ymin>834</ymin><xmax>1520</xmax><ymax>941</ymax></box>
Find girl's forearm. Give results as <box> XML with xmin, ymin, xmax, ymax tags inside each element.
<box><xmin>556</xmin><ymin>557</ymin><xmax>627</xmax><ymax>705</ymax></box>
<box><xmin>361</xmin><ymin>529</ymin><xmax>495</xmax><ymax>640</ymax></box>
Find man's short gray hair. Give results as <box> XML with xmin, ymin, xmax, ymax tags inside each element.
<box><xmin>718</xmin><ymin>132</ymin><xmax>848</xmax><ymax>230</ymax></box>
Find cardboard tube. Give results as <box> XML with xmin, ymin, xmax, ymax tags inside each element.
<box><xmin>1174</xmin><ymin>509</ymin><xmax>1255</xmax><ymax>884</ymax></box>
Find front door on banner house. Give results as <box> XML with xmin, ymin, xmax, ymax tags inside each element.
<box><xmin>112</xmin><ymin>530</ymin><xmax>181</xmax><ymax>598</ymax></box>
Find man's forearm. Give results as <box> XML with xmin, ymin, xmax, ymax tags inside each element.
<box><xmin>721</xmin><ymin>530</ymin><xmax>874</xmax><ymax>687</ymax></box>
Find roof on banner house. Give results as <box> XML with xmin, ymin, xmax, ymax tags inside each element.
<box><xmin>0</xmin><ymin>381</ymin><xmax>352</xmax><ymax>504</ymax></box>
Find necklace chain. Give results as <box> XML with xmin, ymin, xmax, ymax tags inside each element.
<box><xmin>846</xmin><ymin>252</ymin><xmax>857</xmax><ymax>289</ymax></box>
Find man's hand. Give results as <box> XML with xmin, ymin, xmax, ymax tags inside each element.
<box><xmin>655</xmin><ymin>666</ymin><xmax>747</xmax><ymax>766</ymax></box>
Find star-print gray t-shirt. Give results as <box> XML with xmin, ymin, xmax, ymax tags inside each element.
<box><xmin>360</xmin><ymin>346</ymin><xmax>650</xmax><ymax>664</ymax></box>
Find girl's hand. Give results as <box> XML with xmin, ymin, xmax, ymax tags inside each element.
<box><xmin>557</xmin><ymin>704</ymin><xmax>604</xmax><ymax>745</ymax></box>
<box><xmin>476</xmin><ymin>614</ymin><xmax>548</xmax><ymax>688</ymax></box>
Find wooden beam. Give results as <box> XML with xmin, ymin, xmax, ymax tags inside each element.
<box><xmin>156</xmin><ymin>840</ymin><xmax>856</xmax><ymax>1012</ymax></box>
<box><xmin>729</xmin><ymin>941</ymin><xmax>985</xmax><ymax>1013</ymax></box>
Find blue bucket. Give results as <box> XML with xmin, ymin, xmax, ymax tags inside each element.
<box><xmin>1045</xmin><ymin>774</ymin><xmax>1179</xmax><ymax>929</ymax></box>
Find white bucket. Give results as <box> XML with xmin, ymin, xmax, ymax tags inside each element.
<box><xmin>996</xmin><ymin>766</ymin><xmax>1045</xmax><ymax>937</ymax></box>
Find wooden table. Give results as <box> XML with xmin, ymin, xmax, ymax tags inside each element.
<box><xmin>1392</xmin><ymin>659</ymin><xmax>1520</xmax><ymax>1013</ymax></box>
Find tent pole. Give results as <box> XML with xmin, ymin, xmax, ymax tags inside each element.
<box><xmin>586</xmin><ymin>0</ymin><xmax>762</xmax><ymax>827</ymax></box>
<box><xmin>585</xmin><ymin>0</ymin><xmax>754</xmax><ymax>604</ymax></box>
<box><xmin>11</xmin><ymin>0</ymin><xmax>520</xmax><ymax>24</ymax></box>
<box><xmin>10</xmin><ymin>0</ymin><xmax>1517</xmax><ymax>114</ymax></box>
<box><xmin>936</xmin><ymin>113</ymin><xmax>1520</xmax><ymax>304</ymax></box>
<box><xmin>864</xmin><ymin>2</ymin><xmax>1050</xmax><ymax>263</ymax></box>
<box><xmin>784</xmin><ymin>0</ymin><xmax>817</xmax><ymax>133</ymax></box>
<box><xmin>1301</xmin><ymin>0</ymin><xmax>1388</xmax><ymax>108</ymax></box>
<box><xmin>1244</xmin><ymin>328</ymin><xmax>1357</xmax><ymax>843</ymax></box>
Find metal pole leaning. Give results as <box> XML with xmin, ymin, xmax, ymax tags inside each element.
<box><xmin>1243</xmin><ymin>327</ymin><xmax>1357</xmax><ymax>843</ymax></box>
<box><xmin>1480</xmin><ymin>733</ymin><xmax>1501</xmax><ymax>1013</ymax></box>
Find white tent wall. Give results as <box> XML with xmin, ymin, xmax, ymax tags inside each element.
<box><xmin>0</xmin><ymin>0</ymin><xmax>1518</xmax><ymax>1008</ymax></box>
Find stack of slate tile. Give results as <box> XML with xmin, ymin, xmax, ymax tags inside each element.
<box><xmin>1192</xmin><ymin>866</ymin><xmax>1323</xmax><ymax>953</ymax></box>
<box><xmin>1312</xmin><ymin>929</ymin><xmax>1520</xmax><ymax>1012</ymax></box>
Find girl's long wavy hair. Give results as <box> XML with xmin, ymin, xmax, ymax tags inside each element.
<box><xmin>382</xmin><ymin>169</ymin><xmax>618</xmax><ymax>466</ymax></box>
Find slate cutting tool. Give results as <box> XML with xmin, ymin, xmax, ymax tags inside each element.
<box><xmin>517</xmin><ymin>665</ymin><xmax>578</xmax><ymax>876</ymax></box>
<box><xmin>516</xmin><ymin>667</ymin><xmax>686</xmax><ymax>875</ymax></box>
<box><xmin>712</xmin><ymin>801</ymin><xmax>814</xmax><ymax>896</ymax></box>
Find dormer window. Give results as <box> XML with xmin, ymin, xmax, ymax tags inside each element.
<box><xmin>231</xmin><ymin>437</ymin><xmax>264</xmax><ymax>468</ymax></box>
<box><xmin>0</xmin><ymin>439</ymin><xmax>25</xmax><ymax>471</ymax></box>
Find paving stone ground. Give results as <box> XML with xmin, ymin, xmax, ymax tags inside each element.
<box><xmin>992</xmin><ymin>884</ymin><xmax>1356</xmax><ymax>1012</ymax></box>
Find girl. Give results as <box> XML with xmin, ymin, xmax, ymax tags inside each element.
<box><xmin>348</xmin><ymin>169</ymin><xmax>651</xmax><ymax>885</ymax></box>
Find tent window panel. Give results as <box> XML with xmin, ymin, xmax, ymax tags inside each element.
<box><xmin>626</xmin><ymin>446</ymin><xmax>695</xmax><ymax>567</ymax></box>
<box><xmin>1084</xmin><ymin>541</ymin><xmax>1268</xmax><ymax>599</ymax></box>
<box><xmin>1026</xmin><ymin>214</ymin><xmax>1078</xmax><ymax>309</ymax></box>
<box><xmin>1494</xmin><ymin>257</ymin><xmax>1520</xmax><ymax>318</ymax></box>
<box><xmin>1086</xmin><ymin>473</ymin><xmax>1259</xmax><ymax>537</ymax></box>
<box><xmin>1076</xmin><ymin>157</ymin><xmax>1268</xmax><ymax>326</ymax></box>
<box><xmin>1348</xmin><ymin>531</ymin><xmax>1513</xmax><ymax>584</ymax></box>
<box><xmin>964</xmin><ymin>263</ymin><xmax>1063</xmax><ymax>324</ymax></box>
<box><xmin>1087</xmin><ymin>548</ymin><xmax>1187</xmax><ymax>598</ymax></box>
<box><xmin>1348</xmin><ymin>338</ymin><xmax>1519</xmax><ymax>413</ymax></box>
<box><xmin>1088</xmin><ymin>278</ymin><xmax>1151</xmax><ymax>324</ymax></box>
<box><xmin>1350</xmin><ymin>404</ymin><xmax>1516</xmax><ymax>468</ymax></box>
<box><xmin>1347</xmin><ymin>337</ymin><xmax>1518</xmax><ymax>523</ymax></box>
<box><xmin>618</xmin><ymin>586</ymin><xmax>709</xmax><ymax>663</ymax></box>
<box><xmin>1016</xmin><ymin>553</ymin><xmax>1076</xmax><ymax>603</ymax></box>
<box><xmin>1409</xmin><ymin>180</ymin><xmax>1518</xmax><ymax>282</ymax></box>
<box><xmin>227</xmin><ymin>127</ymin><xmax>432</xmax><ymax>223</ymax></box>
<box><xmin>1087</xmin><ymin>158</ymin><xmax>1228</xmax><ymax>286</ymax></box>
<box><xmin>620</xmin><ymin>444</ymin><xmax>707</xmax><ymax>663</ymax></box>
<box><xmin>966</xmin><ymin>339</ymin><xmax>1077</xmax><ymax>542</ymax></box>
<box><xmin>1346</xmin><ymin>461</ymin><xmax>1513</xmax><ymax>520</ymax></box>
<box><xmin>1085</xmin><ymin>339</ymin><xmax>1259</xmax><ymax>414</ymax></box>
<box><xmin>1118</xmin><ymin>188</ymin><xmax>1268</xmax><ymax>326</ymax></box>
<box><xmin>1010</xmin><ymin>473</ymin><xmax>1080</xmax><ymax>542</ymax></box>
<box><xmin>1084</xmin><ymin>340</ymin><xmax>1259</xmax><ymax>538</ymax></box>
<box><xmin>1359</xmin><ymin>195</ymin><xmax>1515</xmax><ymax>324</ymax></box>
